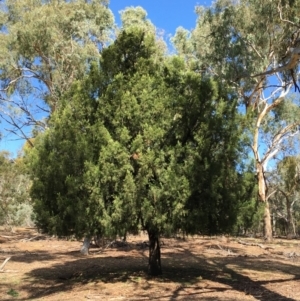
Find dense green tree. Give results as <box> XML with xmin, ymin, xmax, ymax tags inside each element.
<box><xmin>27</xmin><ymin>20</ymin><xmax>243</xmax><ymax>275</ymax></box>
<box><xmin>233</xmin><ymin>170</ymin><xmax>263</xmax><ymax>235</ymax></box>
<box><xmin>27</xmin><ymin>81</ymin><xmax>99</xmax><ymax>237</ymax></box>
<box><xmin>173</xmin><ymin>0</ymin><xmax>300</xmax><ymax>241</ymax></box>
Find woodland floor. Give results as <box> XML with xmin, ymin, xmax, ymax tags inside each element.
<box><xmin>0</xmin><ymin>228</ymin><xmax>299</xmax><ymax>301</ymax></box>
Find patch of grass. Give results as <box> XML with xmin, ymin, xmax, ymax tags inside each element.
<box><xmin>7</xmin><ymin>288</ymin><xmax>19</xmax><ymax>297</ymax></box>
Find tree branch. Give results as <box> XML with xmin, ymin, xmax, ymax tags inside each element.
<box><xmin>277</xmin><ymin>3</ymin><xmax>300</xmax><ymax>28</ymax></box>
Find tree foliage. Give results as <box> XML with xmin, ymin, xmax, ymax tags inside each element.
<box><xmin>0</xmin><ymin>152</ymin><xmax>31</xmax><ymax>227</ymax></box>
<box><xmin>172</xmin><ymin>0</ymin><xmax>300</xmax><ymax>240</ymax></box>
<box><xmin>2</xmin><ymin>0</ymin><xmax>300</xmax><ymax>275</ymax></box>
<box><xmin>0</xmin><ymin>0</ymin><xmax>114</xmax><ymax>141</ymax></box>
<box><xmin>269</xmin><ymin>156</ymin><xmax>300</xmax><ymax>235</ymax></box>
<box><xmin>27</xmin><ymin>25</ymin><xmax>243</xmax><ymax>274</ymax></box>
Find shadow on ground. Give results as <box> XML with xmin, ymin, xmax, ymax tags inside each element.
<box><xmin>0</xmin><ymin>241</ymin><xmax>296</xmax><ymax>301</ymax></box>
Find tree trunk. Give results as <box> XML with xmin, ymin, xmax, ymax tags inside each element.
<box><xmin>272</xmin><ymin>213</ymin><xmax>276</xmax><ymax>237</ymax></box>
<box><xmin>263</xmin><ymin>200</ymin><xmax>272</xmax><ymax>241</ymax></box>
<box><xmin>286</xmin><ymin>199</ymin><xmax>296</xmax><ymax>237</ymax></box>
<box><xmin>278</xmin><ymin>190</ymin><xmax>296</xmax><ymax>238</ymax></box>
<box><xmin>257</xmin><ymin>162</ymin><xmax>272</xmax><ymax>241</ymax></box>
<box><xmin>147</xmin><ymin>230</ymin><xmax>162</xmax><ymax>276</ymax></box>
<box><xmin>94</xmin><ymin>234</ymin><xmax>103</xmax><ymax>248</ymax></box>
<box><xmin>80</xmin><ymin>236</ymin><xmax>90</xmax><ymax>255</ymax></box>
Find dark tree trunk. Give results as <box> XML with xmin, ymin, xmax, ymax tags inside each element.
<box><xmin>147</xmin><ymin>230</ymin><xmax>162</xmax><ymax>276</ymax></box>
<box><xmin>94</xmin><ymin>234</ymin><xmax>103</xmax><ymax>248</ymax></box>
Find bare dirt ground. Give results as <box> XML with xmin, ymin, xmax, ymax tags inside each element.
<box><xmin>0</xmin><ymin>228</ymin><xmax>299</xmax><ymax>301</ymax></box>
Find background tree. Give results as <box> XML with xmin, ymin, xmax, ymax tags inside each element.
<box><xmin>0</xmin><ymin>0</ymin><xmax>114</xmax><ymax>143</ymax></box>
<box><xmin>232</xmin><ymin>169</ymin><xmax>264</xmax><ymax>236</ymax></box>
<box><xmin>0</xmin><ymin>151</ymin><xmax>32</xmax><ymax>228</ymax></box>
<box><xmin>269</xmin><ymin>156</ymin><xmax>300</xmax><ymax>236</ymax></box>
<box><xmin>120</xmin><ymin>6</ymin><xmax>155</xmax><ymax>32</ymax></box>
<box><xmin>173</xmin><ymin>0</ymin><xmax>300</xmax><ymax>240</ymax></box>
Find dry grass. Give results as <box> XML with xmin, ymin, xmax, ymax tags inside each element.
<box><xmin>0</xmin><ymin>228</ymin><xmax>299</xmax><ymax>300</ymax></box>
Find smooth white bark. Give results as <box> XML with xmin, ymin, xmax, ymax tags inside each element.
<box><xmin>80</xmin><ymin>237</ymin><xmax>91</xmax><ymax>255</ymax></box>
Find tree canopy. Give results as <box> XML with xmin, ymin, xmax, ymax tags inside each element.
<box><xmin>1</xmin><ymin>0</ymin><xmax>300</xmax><ymax>275</ymax></box>
<box><xmin>172</xmin><ymin>0</ymin><xmax>300</xmax><ymax>241</ymax></box>
<box><xmin>0</xmin><ymin>151</ymin><xmax>31</xmax><ymax>227</ymax></box>
<box><xmin>0</xmin><ymin>0</ymin><xmax>114</xmax><ymax>142</ymax></box>
<box><xmin>27</xmin><ymin>26</ymin><xmax>244</xmax><ymax>275</ymax></box>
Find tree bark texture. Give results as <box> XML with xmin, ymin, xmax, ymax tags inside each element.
<box><xmin>257</xmin><ymin>163</ymin><xmax>272</xmax><ymax>241</ymax></box>
<box><xmin>80</xmin><ymin>236</ymin><xmax>91</xmax><ymax>255</ymax></box>
<box><xmin>263</xmin><ymin>200</ymin><xmax>272</xmax><ymax>242</ymax></box>
<box><xmin>147</xmin><ymin>230</ymin><xmax>162</xmax><ymax>276</ymax></box>
<box><xmin>286</xmin><ymin>199</ymin><xmax>296</xmax><ymax>237</ymax></box>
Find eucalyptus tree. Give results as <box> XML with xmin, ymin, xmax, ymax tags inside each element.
<box><xmin>120</xmin><ymin>6</ymin><xmax>155</xmax><ymax>32</ymax></box>
<box><xmin>0</xmin><ymin>0</ymin><xmax>114</xmax><ymax>143</ymax></box>
<box><xmin>0</xmin><ymin>151</ymin><xmax>31</xmax><ymax>227</ymax></box>
<box><xmin>173</xmin><ymin>0</ymin><xmax>300</xmax><ymax>240</ymax></box>
<box><xmin>269</xmin><ymin>156</ymin><xmax>300</xmax><ymax>236</ymax></box>
<box><xmin>28</xmin><ymin>18</ymin><xmax>243</xmax><ymax>275</ymax></box>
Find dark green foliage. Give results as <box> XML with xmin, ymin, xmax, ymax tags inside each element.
<box><xmin>28</xmin><ymin>27</ymin><xmax>243</xmax><ymax>243</ymax></box>
<box><xmin>173</xmin><ymin>78</ymin><xmax>244</xmax><ymax>235</ymax></box>
<box><xmin>28</xmin><ymin>81</ymin><xmax>100</xmax><ymax>237</ymax></box>
<box><xmin>232</xmin><ymin>171</ymin><xmax>264</xmax><ymax>235</ymax></box>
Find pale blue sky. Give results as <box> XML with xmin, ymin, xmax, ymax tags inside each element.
<box><xmin>0</xmin><ymin>0</ymin><xmax>212</xmax><ymax>157</ymax></box>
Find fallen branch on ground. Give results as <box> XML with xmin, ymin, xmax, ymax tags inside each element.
<box><xmin>0</xmin><ymin>235</ymin><xmax>17</xmax><ymax>239</ymax></box>
<box><xmin>100</xmin><ymin>240</ymin><xmax>121</xmax><ymax>251</ymax></box>
<box><xmin>20</xmin><ymin>235</ymin><xmax>45</xmax><ymax>242</ymax></box>
<box><xmin>0</xmin><ymin>257</ymin><xmax>11</xmax><ymax>271</ymax></box>
<box><xmin>285</xmin><ymin>252</ymin><xmax>300</xmax><ymax>258</ymax></box>
<box><xmin>237</xmin><ymin>240</ymin><xmax>268</xmax><ymax>249</ymax></box>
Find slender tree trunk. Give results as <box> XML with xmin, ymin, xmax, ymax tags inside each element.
<box><xmin>94</xmin><ymin>234</ymin><xmax>103</xmax><ymax>248</ymax></box>
<box><xmin>263</xmin><ymin>200</ymin><xmax>272</xmax><ymax>241</ymax></box>
<box><xmin>272</xmin><ymin>213</ymin><xmax>276</xmax><ymax>237</ymax></box>
<box><xmin>257</xmin><ymin>163</ymin><xmax>272</xmax><ymax>241</ymax></box>
<box><xmin>286</xmin><ymin>199</ymin><xmax>296</xmax><ymax>237</ymax></box>
<box><xmin>147</xmin><ymin>230</ymin><xmax>162</xmax><ymax>276</ymax></box>
<box><xmin>80</xmin><ymin>236</ymin><xmax>91</xmax><ymax>255</ymax></box>
<box><xmin>278</xmin><ymin>190</ymin><xmax>296</xmax><ymax>238</ymax></box>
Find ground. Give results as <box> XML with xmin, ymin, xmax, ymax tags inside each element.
<box><xmin>0</xmin><ymin>228</ymin><xmax>299</xmax><ymax>301</ymax></box>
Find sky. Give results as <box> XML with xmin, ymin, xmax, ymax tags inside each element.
<box><xmin>0</xmin><ymin>0</ymin><xmax>212</xmax><ymax>157</ymax></box>
<box><xmin>109</xmin><ymin>0</ymin><xmax>211</xmax><ymax>34</ymax></box>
